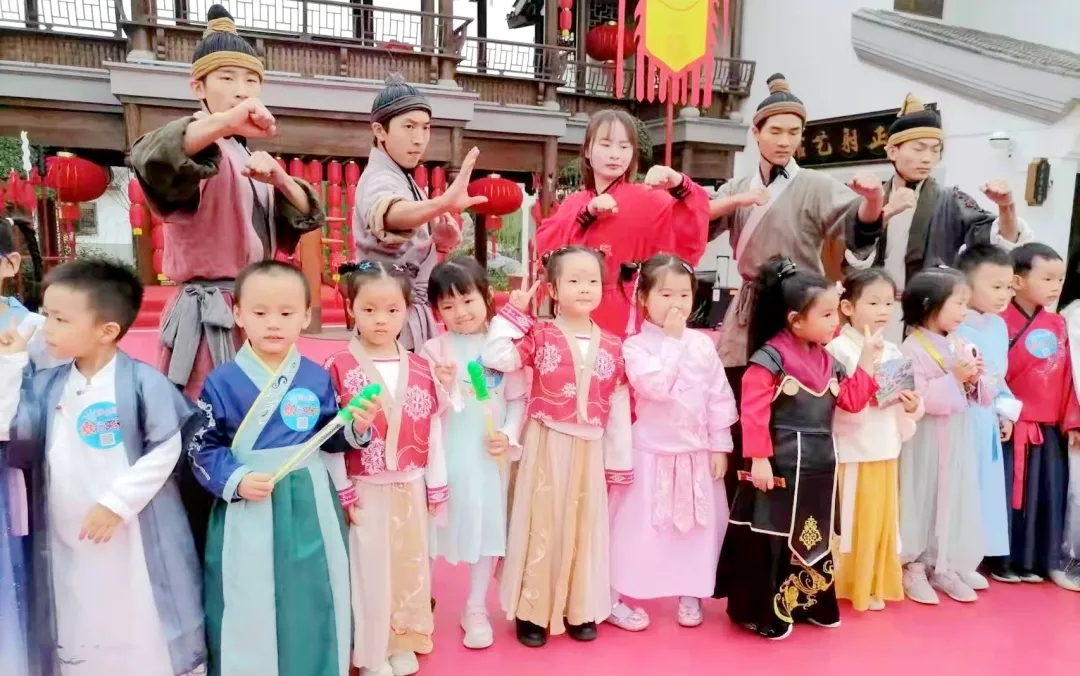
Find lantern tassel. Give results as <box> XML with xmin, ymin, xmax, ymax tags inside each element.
<box><xmin>615</xmin><ymin>0</ymin><xmax>627</xmax><ymax>97</ymax></box>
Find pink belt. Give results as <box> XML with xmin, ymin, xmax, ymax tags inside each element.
<box><xmin>652</xmin><ymin>452</ymin><xmax>710</xmax><ymax>533</ymax></box>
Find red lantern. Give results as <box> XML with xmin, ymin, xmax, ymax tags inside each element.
<box><xmin>380</xmin><ymin>40</ymin><xmax>414</xmax><ymax>52</ymax></box>
<box><xmin>276</xmin><ymin>156</ymin><xmax>287</xmax><ymax>172</ymax></box>
<box><xmin>345</xmin><ymin>161</ymin><xmax>360</xmax><ymax>186</ymax></box>
<box><xmin>151</xmin><ymin>224</ymin><xmax>165</xmax><ymax>250</ymax></box>
<box><xmin>558</xmin><ymin>0</ymin><xmax>572</xmax><ymax>38</ymax></box>
<box><xmin>586</xmin><ymin>21</ymin><xmax>636</xmax><ymax>62</ymax></box>
<box><xmin>18</xmin><ymin>183</ymin><xmax>36</xmax><ymax>213</ymax></box>
<box><xmin>46</xmin><ymin>153</ymin><xmax>110</xmax><ymax>203</ymax></box>
<box><xmin>467</xmin><ymin>174</ymin><xmax>524</xmax><ymax>217</ymax></box>
<box><xmin>28</xmin><ymin>167</ymin><xmax>40</xmax><ymax>187</ymax></box>
<box><xmin>152</xmin><ymin>250</ymin><xmax>164</xmax><ymax>276</ymax></box>
<box><xmin>5</xmin><ymin>170</ymin><xmax>21</xmax><ymax>206</ymax></box>
<box><xmin>328</xmin><ymin>160</ymin><xmax>343</xmax><ymax>185</ymax></box>
<box><xmin>430</xmin><ymin>166</ymin><xmax>446</xmax><ymax>193</ymax></box>
<box><xmin>59</xmin><ymin>203</ymin><xmax>81</xmax><ymax>221</ymax></box>
<box><xmin>413</xmin><ymin>165</ymin><xmax>428</xmax><ymax>192</ymax></box>
<box><xmin>328</xmin><ymin>183</ymin><xmax>343</xmax><ymax>206</ymax></box>
<box><xmin>307</xmin><ymin>160</ymin><xmax>323</xmax><ymax>185</ymax></box>
<box><xmin>127</xmin><ymin>177</ymin><xmax>143</xmax><ymax>204</ymax></box>
<box><xmin>288</xmin><ymin>157</ymin><xmax>305</xmax><ymax>178</ymax></box>
<box><xmin>488</xmin><ymin>215</ymin><xmax>504</xmax><ymax>231</ymax></box>
<box><xmin>129</xmin><ymin>205</ymin><xmax>147</xmax><ymax>236</ymax></box>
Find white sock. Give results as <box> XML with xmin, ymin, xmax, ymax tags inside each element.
<box><xmin>466</xmin><ymin>556</ymin><xmax>494</xmax><ymax>610</ymax></box>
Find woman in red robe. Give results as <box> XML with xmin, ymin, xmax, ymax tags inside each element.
<box><xmin>534</xmin><ymin>110</ymin><xmax>711</xmax><ymax>337</ymax></box>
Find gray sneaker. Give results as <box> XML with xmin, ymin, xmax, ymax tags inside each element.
<box><xmin>930</xmin><ymin>570</ymin><xmax>978</xmax><ymax>602</ymax></box>
<box><xmin>1050</xmin><ymin>559</ymin><xmax>1080</xmax><ymax>592</ymax></box>
<box><xmin>903</xmin><ymin>563</ymin><xmax>940</xmax><ymax>604</ymax></box>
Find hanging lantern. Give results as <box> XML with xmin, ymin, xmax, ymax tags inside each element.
<box><xmin>413</xmin><ymin>164</ymin><xmax>428</xmax><ymax>192</ymax></box>
<box><xmin>28</xmin><ymin>167</ymin><xmax>40</xmax><ymax>187</ymax></box>
<box><xmin>129</xmin><ymin>204</ymin><xmax>147</xmax><ymax>236</ymax></box>
<box><xmin>586</xmin><ymin>21</ymin><xmax>636</xmax><ymax>62</ymax></box>
<box><xmin>487</xmin><ymin>215</ymin><xmax>504</xmax><ymax>231</ymax></box>
<box><xmin>152</xmin><ymin>250</ymin><xmax>165</xmax><ymax>278</ymax></box>
<box><xmin>328</xmin><ymin>183</ymin><xmax>343</xmax><ymax>206</ymax></box>
<box><xmin>276</xmin><ymin>156</ymin><xmax>287</xmax><ymax>172</ymax></box>
<box><xmin>328</xmin><ymin>160</ymin><xmax>343</xmax><ymax>185</ymax></box>
<box><xmin>5</xmin><ymin>170</ymin><xmax>21</xmax><ymax>207</ymax></box>
<box><xmin>151</xmin><ymin>224</ymin><xmax>165</xmax><ymax>250</ymax></box>
<box><xmin>431</xmin><ymin>165</ymin><xmax>446</xmax><ymax>193</ymax></box>
<box><xmin>307</xmin><ymin>160</ymin><xmax>323</xmax><ymax>186</ymax></box>
<box><xmin>467</xmin><ymin>174</ymin><xmax>524</xmax><ymax>217</ymax></box>
<box><xmin>45</xmin><ymin>152</ymin><xmax>110</xmax><ymax>204</ymax></box>
<box><xmin>18</xmin><ymin>182</ymin><xmax>36</xmax><ymax>213</ymax></box>
<box><xmin>345</xmin><ymin>160</ymin><xmax>361</xmax><ymax>186</ymax></box>
<box><xmin>558</xmin><ymin>0</ymin><xmax>573</xmax><ymax>39</ymax></box>
<box><xmin>288</xmin><ymin>157</ymin><xmax>305</xmax><ymax>178</ymax></box>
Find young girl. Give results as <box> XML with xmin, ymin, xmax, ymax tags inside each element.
<box><xmin>827</xmin><ymin>269</ymin><xmax>923</xmax><ymax>612</ymax></box>
<box><xmin>609</xmin><ymin>254</ymin><xmax>738</xmax><ymax>630</ymax></box>
<box><xmin>899</xmin><ymin>267</ymin><xmax>992</xmax><ymax>604</ymax></box>
<box><xmin>713</xmin><ymin>257</ymin><xmax>879</xmax><ymax>641</ymax></box>
<box><xmin>482</xmin><ymin>246</ymin><xmax>632</xmax><ymax>648</ymax></box>
<box><xmin>533</xmin><ymin>109</ymin><xmax>711</xmax><ymax>338</ymax></box>
<box><xmin>323</xmin><ymin>260</ymin><xmax>448</xmax><ymax>676</ymax></box>
<box><xmin>421</xmin><ymin>256</ymin><xmax>528</xmax><ymax>650</ymax></box>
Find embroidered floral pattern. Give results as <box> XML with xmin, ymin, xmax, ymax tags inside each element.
<box><xmin>360</xmin><ymin>438</ymin><xmax>388</xmax><ymax>474</ymax></box>
<box><xmin>186</xmin><ymin>398</ymin><xmax>216</xmax><ymax>456</ymax></box>
<box><xmin>536</xmin><ymin>343</ymin><xmax>561</xmax><ymax>375</ymax></box>
<box><xmin>402</xmin><ymin>385</ymin><xmax>434</xmax><ymax>421</ymax></box>
<box><xmin>561</xmin><ymin>382</ymin><xmax>577</xmax><ymax>398</ymax></box>
<box><xmin>343</xmin><ymin>365</ymin><xmax>370</xmax><ymax>396</ymax></box>
<box><xmin>594</xmin><ymin>348</ymin><xmax>616</xmax><ymax>381</ymax></box>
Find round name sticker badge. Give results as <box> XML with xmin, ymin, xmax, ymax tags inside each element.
<box><xmin>280</xmin><ymin>388</ymin><xmax>320</xmax><ymax>432</ymax></box>
<box><xmin>1024</xmin><ymin>328</ymin><xmax>1059</xmax><ymax>360</ymax></box>
<box><xmin>76</xmin><ymin>401</ymin><xmax>123</xmax><ymax>450</ymax></box>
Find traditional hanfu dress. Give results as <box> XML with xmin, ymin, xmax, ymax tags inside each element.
<box><xmin>1060</xmin><ymin>301</ymin><xmax>1080</xmax><ymax>563</ymax></box>
<box><xmin>352</xmin><ymin>147</ymin><xmax>463</xmax><ymax>350</ymax></box>
<box><xmin>534</xmin><ymin>175</ymin><xmax>710</xmax><ymax>337</ymax></box>
<box><xmin>827</xmin><ymin>325</ymin><xmax>922</xmax><ymax>611</ymax></box>
<box><xmin>191</xmin><ymin>345</ymin><xmax>355</xmax><ymax>676</ymax></box>
<box><xmin>610</xmin><ymin>322</ymin><xmax>737</xmax><ymax>600</ymax></box>
<box><xmin>714</xmin><ymin>331</ymin><xmax>876</xmax><ymax>638</ymax></box>
<box><xmin>958</xmin><ymin>311</ymin><xmax>1021</xmax><ymax>558</ymax></box>
<box><xmin>899</xmin><ymin>329</ymin><xmax>991</xmax><ymax>595</ymax></box>
<box><xmin>323</xmin><ymin>340</ymin><xmax>448</xmax><ymax>671</ymax></box>
<box><xmin>421</xmin><ymin>332</ymin><xmax>528</xmax><ymax>565</ymax></box>
<box><xmin>1001</xmin><ymin>302</ymin><xmax>1080</xmax><ymax>577</ymax></box>
<box><xmin>481</xmin><ymin>304</ymin><xmax>633</xmax><ymax>634</ymax></box>
<box><xmin>1</xmin><ymin>350</ymin><xmax>206</xmax><ymax>676</ymax></box>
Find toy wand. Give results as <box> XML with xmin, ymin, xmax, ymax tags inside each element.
<box><xmin>467</xmin><ymin>361</ymin><xmax>506</xmax><ymax>468</ymax></box>
<box><xmin>271</xmin><ymin>383</ymin><xmax>382</xmax><ymax>486</ymax></box>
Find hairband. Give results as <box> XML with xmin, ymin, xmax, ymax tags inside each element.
<box><xmin>777</xmin><ymin>259</ymin><xmax>797</xmax><ymax>279</ymax></box>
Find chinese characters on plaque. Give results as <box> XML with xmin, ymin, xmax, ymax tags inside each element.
<box><xmin>794</xmin><ymin>103</ymin><xmax>940</xmax><ymax>168</ymax></box>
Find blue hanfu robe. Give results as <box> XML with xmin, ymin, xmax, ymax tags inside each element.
<box><xmin>959</xmin><ymin>311</ymin><xmax>1022</xmax><ymax>557</ymax></box>
<box><xmin>1</xmin><ymin>349</ymin><xmax>207</xmax><ymax>676</ymax></box>
<box><xmin>191</xmin><ymin>344</ymin><xmax>357</xmax><ymax>676</ymax></box>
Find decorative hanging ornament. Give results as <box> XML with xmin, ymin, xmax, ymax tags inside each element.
<box><xmin>45</xmin><ymin>153</ymin><xmax>110</xmax><ymax>204</ymax></box>
<box><xmin>328</xmin><ymin>160</ymin><xmax>343</xmax><ymax>185</ymax></box>
<box><xmin>585</xmin><ymin>21</ymin><xmax>636</xmax><ymax>63</ymax></box>
<box><xmin>558</xmin><ymin>0</ymin><xmax>573</xmax><ymax>39</ymax></box>
<box><xmin>467</xmin><ymin>174</ymin><xmax>524</xmax><ymax>217</ymax></box>
<box><xmin>345</xmin><ymin>160</ymin><xmax>360</xmax><ymax>186</ymax></box>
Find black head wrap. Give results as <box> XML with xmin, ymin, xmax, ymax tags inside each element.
<box><xmin>753</xmin><ymin>73</ymin><xmax>806</xmax><ymax>127</ymax></box>
<box><xmin>371</xmin><ymin>73</ymin><xmax>432</xmax><ymax>127</ymax></box>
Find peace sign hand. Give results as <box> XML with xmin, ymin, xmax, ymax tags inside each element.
<box><xmin>433</xmin><ymin>358</ymin><xmax>457</xmax><ymax>390</ymax></box>
<box><xmin>441</xmin><ymin>147</ymin><xmax>489</xmax><ymax>213</ymax></box>
<box><xmin>509</xmin><ymin>279</ymin><xmax>542</xmax><ymax>312</ymax></box>
<box><xmin>0</xmin><ymin>318</ymin><xmax>31</xmax><ymax>357</ymax></box>
<box><xmin>857</xmin><ymin>324</ymin><xmax>885</xmax><ymax>373</ymax></box>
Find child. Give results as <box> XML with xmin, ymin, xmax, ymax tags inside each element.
<box><xmin>713</xmin><ymin>257</ymin><xmax>879</xmax><ymax>641</ymax></box>
<box><xmin>533</xmin><ymin>108</ymin><xmax>711</xmax><ymax>338</ymax></box>
<box><xmin>0</xmin><ymin>258</ymin><xmax>206</xmax><ymax>675</ymax></box>
<box><xmin>999</xmin><ymin>243</ymin><xmax>1080</xmax><ymax>591</ymax></box>
<box><xmin>322</xmin><ymin>260</ymin><xmax>448</xmax><ymax>676</ymax></box>
<box><xmin>191</xmin><ymin>261</ymin><xmax>368</xmax><ymax>676</ymax></box>
<box><xmin>422</xmin><ymin>256</ymin><xmax>528</xmax><ymax>649</ymax></box>
<box><xmin>955</xmin><ymin>244</ymin><xmax>1023</xmax><ymax>584</ymax></box>
<box><xmin>899</xmin><ymin>267</ymin><xmax>992</xmax><ymax>604</ymax></box>
<box><xmin>482</xmin><ymin>245</ymin><xmax>632</xmax><ymax>648</ymax></box>
<box><xmin>609</xmin><ymin>254</ymin><xmax>738</xmax><ymax>630</ymax></box>
<box><xmin>827</xmin><ymin>268</ymin><xmax>923</xmax><ymax>612</ymax></box>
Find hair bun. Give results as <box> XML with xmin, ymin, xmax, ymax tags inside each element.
<box><xmin>385</xmin><ymin>72</ymin><xmax>408</xmax><ymax>86</ymax></box>
<box><xmin>899</xmin><ymin>92</ymin><xmax>925</xmax><ymax>116</ymax></box>
<box><xmin>337</xmin><ymin>262</ymin><xmax>359</xmax><ymax>276</ymax></box>
<box><xmin>767</xmin><ymin>73</ymin><xmax>791</xmax><ymax>95</ymax></box>
<box><xmin>205</xmin><ymin>4</ymin><xmax>237</xmax><ymax>34</ymax></box>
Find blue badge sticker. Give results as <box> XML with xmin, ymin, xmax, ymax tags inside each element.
<box><xmin>76</xmin><ymin>401</ymin><xmax>123</xmax><ymax>450</ymax></box>
<box><xmin>280</xmin><ymin>388</ymin><xmax>320</xmax><ymax>432</ymax></box>
<box><xmin>1025</xmin><ymin>328</ymin><xmax>1059</xmax><ymax>360</ymax></box>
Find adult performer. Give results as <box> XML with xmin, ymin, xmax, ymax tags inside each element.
<box><xmin>843</xmin><ymin>93</ymin><xmax>1033</xmax><ymax>340</ymax></box>
<box><xmin>534</xmin><ymin>108</ymin><xmax>711</xmax><ymax>338</ymax></box>
<box><xmin>130</xmin><ymin>4</ymin><xmax>325</xmax><ymax>554</ymax></box>
<box><xmin>130</xmin><ymin>3</ymin><xmax>326</xmax><ymax>400</ymax></box>
<box><xmin>351</xmin><ymin>74</ymin><xmax>485</xmax><ymax>350</ymax></box>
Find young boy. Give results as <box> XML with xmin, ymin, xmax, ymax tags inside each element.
<box><xmin>1000</xmin><ymin>243</ymin><xmax>1080</xmax><ymax>591</ymax></box>
<box><xmin>189</xmin><ymin>261</ymin><xmax>376</xmax><ymax>676</ymax></box>
<box><xmin>0</xmin><ymin>258</ymin><xmax>206</xmax><ymax>676</ymax></box>
<box><xmin>956</xmin><ymin>244</ymin><xmax>1023</xmax><ymax>584</ymax></box>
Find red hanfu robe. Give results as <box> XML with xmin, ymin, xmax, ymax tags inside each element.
<box><xmin>1003</xmin><ymin>303</ymin><xmax>1080</xmax><ymax>509</ymax></box>
<box><xmin>534</xmin><ymin>176</ymin><xmax>710</xmax><ymax>337</ymax></box>
<box><xmin>324</xmin><ymin>340</ymin><xmax>448</xmax><ymax>505</ymax></box>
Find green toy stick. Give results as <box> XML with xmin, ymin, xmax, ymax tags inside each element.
<box><xmin>467</xmin><ymin>361</ymin><xmax>506</xmax><ymax>467</ymax></box>
<box><xmin>271</xmin><ymin>383</ymin><xmax>382</xmax><ymax>485</ymax></box>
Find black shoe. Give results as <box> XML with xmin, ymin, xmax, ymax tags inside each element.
<box><xmin>753</xmin><ymin>622</ymin><xmax>793</xmax><ymax>640</ymax></box>
<box><xmin>516</xmin><ymin>619</ymin><xmax>547</xmax><ymax>647</ymax></box>
<box><xmin>986</xmin><ymin>559</ymin><xmax>1021</xmax><ymax>584</ymax></box>
<box><xmin>566</xmin><ymin>621</ymin><xmax>597</xmax><ymax>641</ymax></box>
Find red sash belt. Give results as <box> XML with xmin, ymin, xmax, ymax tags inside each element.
<box><xmin>1011</xmin><ymin>421</ymin><xmax>1043</xmax><ymax>510</ymax></box>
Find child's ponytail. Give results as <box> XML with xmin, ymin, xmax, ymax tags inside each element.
<box><xmin>747</xmin><ymin>256</ymin><xmax>830</xmax><ymax>356</ymax></box>
<box><xmin>0</xmin><ymin>216</ymin><xmax>44</xmax><ymax>311</ymax></box>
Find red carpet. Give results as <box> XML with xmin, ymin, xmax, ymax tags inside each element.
<box><xmin>117</xmin><ymin>329</ymin><xmax>1080</xmax><ymax>673</ymax></box>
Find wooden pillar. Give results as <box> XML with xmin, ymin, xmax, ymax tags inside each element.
<box><xmin>298</xmin><ymin>230</ymin><xmax>324</xmax><ymax>333</ymax></box>
<box><xmin>679</xmin><ymin>143</ymin><xmax>694</xmax><ymax>177</ymax></box>
<box><xmin>541</xmin><ymin>136</ymin><xmax>558</xmax><ymax>217</ymax></box>
<box><xmin>574</xmin><ymin>0</ymin><xmax>587</xmax><ymax>93</ymax></box>
<box><xmin>437</xmin><ymin>0</ymin><xmax>456</xmax><ymax>81</ymax></box>
<box><xmin>421</xmin><ymin>0</ymin><xmax>435</xmax><ymax>50</ymax></box>
<box><xmin>127</xmin><ymin>0</ymin><xmax>153</xmax><ymax>58</ymax></box>
<box><xmin>544</xmin><ymin>0</ymin><xmax>559</xmax><ymax>48</ymax></box>
<box><xmin>474</xmin><ymin>214</ymin><xmax>488</xmax><ymax>269</ymax></box>
<box><xmin>477</xmin><ymin>0</ymin><xmax>488</xmax><ymax>73</ymax></box>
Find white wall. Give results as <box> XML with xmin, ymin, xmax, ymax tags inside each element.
<box><xmin>79</xmin><ymin>167</ymin><xmax>135</xmax><ymax>266</ymax></box>
<box><xmin>701</xmin><ymin>0</ymin><xmax>1080</xmax><ymax>284</ymax></box>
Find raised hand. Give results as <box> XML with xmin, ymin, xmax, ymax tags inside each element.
<box><xmin>662</xmin><ymin>306</ymin><xmax>686</xmax><ymax>339</ymax></box>
<box><xmin>953</xmin><ymin>359</ymin><xmax>979</xmax><ymax>385</ymax></box>
<box><xmin>884</xmin><ymin>187</ymin><xmax>917</xmax><ymax>222</ymax></box>
<box><xmin>735</xmin><ymin>187</ymin><xmax>769</xmax><ymax>208</ymax></box>
<box><xmin>441</xmin><ymin>147</ymin><xmax>488</xmax><ymax>212</ymax></box>
<box><xmin>857</xmin><ymin>325</ymin><xmax>885</xmax><ymax>372</ymax></box>
<box><xmin>847</xmin><ymin>172</ymin><xmax>885</xmax><ymax>201</ymax></box>
<box><xmin>243</xmin><ymin>150</ymin><xmax>286</xmax><ymax>186</ymax></box>
<box><xmin>433</xmin><ymin>358</ymin><xmax>457</xmax><ymax>391</ymax></box>
<box><xmin>508</xmin><ymin>279</ymin><xmax>541</xmax><ymax>312</ymax></box>
<box><xmin>0</xmin><ymin>318</ymin><xmax>31</xmax><ymax>356</ymax></box>
<box><xmin>222</xmin><ymin>98</ymin><xmax>277</xmax><ymax>139</ymax></box>
<box><xmin>587</xmin><ymin>193</ymin><xmax>618</xmax><ymax>217</ymax></box>
<box><xmin>643</xmin><ymin>165</ymin><xmax>684</xmax><ymax>191</ymax></box>
<box><xmin>981</xmin><ymin>178</ymin><xmax>1014</xmax><ymax>206</ymax></box>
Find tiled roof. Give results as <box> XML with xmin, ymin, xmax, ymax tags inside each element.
<box><xmin>857</xmin><ymin>9</ymin><xmax>1080</xmax><ymax>77</ymax></box>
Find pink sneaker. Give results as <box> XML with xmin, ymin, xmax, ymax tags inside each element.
<box><xmin>607</xmin><ymin>602</ymin><xmax>650</xmax><ymax>631</ymax></box>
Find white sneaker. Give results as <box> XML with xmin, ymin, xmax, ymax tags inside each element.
<box><xmin>808</xmin><ymin>617</ymin><xmax>841</xmax><ymax>628</ymax></box>
<box><xmin>389</xmin><ymin>651</ymin><xmax>420</xmax><ymax>676</ymax></box>
<box><xmin>902</xmin><ymin>564</ymin><xmax>940</xmax><ymax>605</ymax></box>
<box><xmin>959</xmin><ymin>570</ymin><xmax>990</xmax><ymax>591</ymax></box>
<box><xmin>930</xmin><ymin>570</ymin><xmax>977</xmax><ymax>602</ymax></box>
<box><xmin>866</xmin><ymin>597</ymin><xmax>886</xmax><ymax>611</ymax></box>
<box><xmin>1050</xmin><ymin>562</ymin><xmax>1080</xmax><ymax>592</ymax></box>
<box><xmin>361</xmin><ymin>663</ymin><xmax>394</xmax><ymax>676</ymax></box>
<box><xmin>461</xmin><ymin>607</ymin><xmax>495</xmax><ymax>649</ymax></box>
<box><xmin>677</xmin><ymin>598</ymin><xmax>703</xmax><ymax>627</ymax></box>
